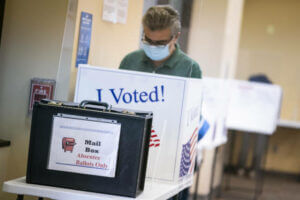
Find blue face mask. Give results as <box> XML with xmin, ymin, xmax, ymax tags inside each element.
<box><xmin>142</xmin><ymin>43</ymin><xmax>170</xmax><ymax>61</ymax></box>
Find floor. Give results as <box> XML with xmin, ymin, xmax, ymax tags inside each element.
<box><xmin>214</xmin><ymin>172</ymin><xmax>300</xmax><ymax>200</ymax></box>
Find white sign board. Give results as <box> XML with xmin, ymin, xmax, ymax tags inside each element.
<box><xmin>74</xmin><ymin>65</ymin><xmax>203</xmax><ymax>183</ymax></box>
<box><xmin>226</xmin><ymin>80</ymin><xmax>282</xmax><ymax>134</ymax></box>
<box><xmin>48</xmin><ymin>114</ymin><xmax>121</xmax><ymax>177</ymax></box>
<box><xmin>199</xmin><ymin>77</ymin><xmax>230</xmax><ymax>149</ymax></box>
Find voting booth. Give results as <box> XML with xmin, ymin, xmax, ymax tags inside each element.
<box><xmin>226</xmin><ymin>80</ymin><xmax>282</xmax><ymax>135</ymax></box>
<box><xmin>199</xmin><ymin>77</ymin><xmax>230</xmax><ymax>150</ymax></box>
<box><xmin>221</xmin><ymin>80</ymin><xmax>282</xmax><ymax>200</ymax></box>
<box><xmin>199</xmin><ymin>78</ymin><xmax>282</xmax><ymax>138</ymax></box>
<box><xmin>74</xmin><ymin>65</ymin><xmax>203</xmax><ymax>184</ymax></box>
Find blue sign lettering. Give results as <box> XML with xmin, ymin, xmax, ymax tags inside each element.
<box><xmin>96</xmin><ymin>89</ymin><xmax>102</xmax><ymax>102</ymax></box>
<box><xmin>96</xmin><ymin>85</ymin><xmax>165</xmax><ymax>104</ymax></box>
<box><xmin>109</xmin><ymin>88</ymin><xmax>124</xmax><ymax>104</ymax></box>
<box><xmin>123</xmin><ymin>92</ymin><xmax>132</xmax><ymax>104</ymax></box>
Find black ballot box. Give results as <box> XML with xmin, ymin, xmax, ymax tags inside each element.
<box><xmin>26</xmin><ymin>100</ymin><xmax>153</xmax><ymax>197</ymax></box>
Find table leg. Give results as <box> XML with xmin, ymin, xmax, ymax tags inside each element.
<box><xmin>253</xmin><ymin>135</ymin><xmax>269</xmax><ymax>200</ymax></box>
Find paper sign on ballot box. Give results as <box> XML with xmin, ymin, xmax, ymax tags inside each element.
<box><xmin>74</xmin><ymin>65</ymin><xmax>203</xmax><ymax>183</ymax></box>
<box><xmin>48</xmin><ymin>114</ymin><xmax>121</xmax><ymax>178</ymax></box>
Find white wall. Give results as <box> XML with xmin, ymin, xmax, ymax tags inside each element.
<box><xmin>0</xmin><ymin>0</ymin><xmax>69</xmax><ymax>199</ymax></box>
<box><xmin>188</xmin><ymin>0</ymin><xmax>244</xmax><ymax>78</ymax></box>
<box><xmin>188</xmin><ymin>0</ymin><xmax>228</xmax><ymax>77</ymax></box>
<box><xmin>220</xmin><ymin>0</ymin><xmax>245</xmax><ymax>78</ymax></box>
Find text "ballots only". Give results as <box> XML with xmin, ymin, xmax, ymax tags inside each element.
<box><xmin>96</xmin><ymin>85</ymin><xmax>165</xmax><ymax>104</ymax></box>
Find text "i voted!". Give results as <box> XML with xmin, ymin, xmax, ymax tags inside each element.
<box><xmin>96</xmin><ymin>85</ymin><xmax>165</xmax><ymax>104</ymax></box>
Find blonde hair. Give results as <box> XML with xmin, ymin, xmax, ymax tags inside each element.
<box><xmin>142</xmin><ymin>5</ymin><xmax>181</xmax><ymax>35</ymax></box>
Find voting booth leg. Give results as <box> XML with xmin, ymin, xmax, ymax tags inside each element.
<box><xmin>253</xmin><ymin>135</ymin><xmax>269</xmax><ymax>200</ymax></box>
<box><xmin>193</xmin><ymin>161</ymin><xmax>203</xmax><ymax>200</ymax></box>
<box><xmin>208</xmin><ymin>147</ymin><xmax>218</xmax><ymax>200</ymax></box>
<box><xmin>224</xmin><ymin>130</ymin><xmax>237</xmax><ymax>190</ymax></box>
<box><xmin>216</xmin><ymin>145</ymin><xmax>226</xmax><ymax>198</ymax></box>
<box><xmin>238</xmin><ymin>132</ymin><xmax>251</xmax><ymax>172</ymax></box>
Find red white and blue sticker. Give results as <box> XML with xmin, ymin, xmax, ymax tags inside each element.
<box><xmin>179</xmin><ymin>127</ymin><xmax>198</xmax><ymax>177</ymax></box>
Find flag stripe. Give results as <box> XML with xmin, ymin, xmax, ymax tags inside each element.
<box><xmin>188</xmin><ymin>127</ymin><xmax>198</xmax><ymax>173</ymax></box>
<box><xmin>149</xmin><ymin>129</ymin><xmax>160</xmax><ymax>148</ymax></box>
<box><xmin>190</xmin><ymin>128</ymin><xmax>198</xmax><ymax>164</ymax></box>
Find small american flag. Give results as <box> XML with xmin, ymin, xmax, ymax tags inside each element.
<box><xmin>150</xmin><ymin>129</ymin><xmax>160</xmax><ymax>148</ymax></box>
<box><xmin>179</xmin><ymin>128</ymin><xmax>198</xmax><ymax>177</ymax></box>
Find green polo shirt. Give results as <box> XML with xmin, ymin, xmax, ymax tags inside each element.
<box><xmin>119</xmin><ymin>44</ymin><xmax>202</xmax><ymax>79</ymax></box>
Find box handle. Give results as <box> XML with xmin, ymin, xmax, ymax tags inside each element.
<box><xmin>79</xmin><ymin>100</ymin><xmax>111</xmax><ymax>110</ymax></box>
